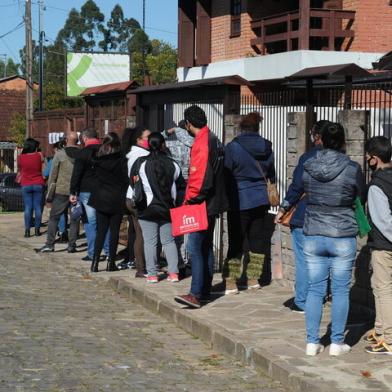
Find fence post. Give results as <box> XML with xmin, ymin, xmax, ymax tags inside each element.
<box><xmin>221</xmin><ymin>114</ymin><xmax>242</xmax><ymax>268</ymax></box>
<box><xmin>338</xmin><ymin>109</ymin><xmax>374</xmax><ymax>316</ymax></box>
<box><xmin>272</xmin><ymin>112</ymin><xmax>306</xmax><ymax>285</ymax></box>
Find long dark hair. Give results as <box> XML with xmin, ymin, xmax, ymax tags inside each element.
<box><xmin>122</xmin><ymin>127</ymin><xmax>138</xmax><ymax>154</ymax></box>
<box><xmin>22</xmin><ymin>138</ymin><xmax>40</xmax><ymax>154</ymax></box>
<box><xmin>128</xmin><ymin>126</ymin><xmax>147</xmax><ymax>148</ymax></box>
<box><xmin>98</xmin><ymin>132</ymin><xmax>121</xmax><ymax>157</ymax></box>
<box><xmin>148</xmin><ymin>132</ymin><xmax>173</xmax><ymax>206</ymax></box>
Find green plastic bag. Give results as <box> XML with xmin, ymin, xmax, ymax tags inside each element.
<box><xmin>354</xmin><ymin>197</ymin><xmax>371</xmax><ymax>238</ymax></box>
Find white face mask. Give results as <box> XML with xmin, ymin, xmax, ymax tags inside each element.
<box><xmin>310</xmin><ymin>134</ymin><xmax>315</xmax><ymax>144</ymax></box>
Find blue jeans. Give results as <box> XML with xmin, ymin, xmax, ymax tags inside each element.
<box><xmin>187</xmin><ymin>218</ymin><xmax>216</xmax><ymax>299</ymax></box>
<box><xmin>22</xmin><ymin>185</ymin><xmax>44</xmax><ymax>229</ymax></box>
<box><xmin>291</xmin><ymin>228</ymin><xmax>308</xmax><ymax>310</ymax></box>
<box><xmin>79</xmin><ymin>192</ymin><xmax>109</xmax><ymax>258</ymax></box>
<box><xmin>304</xmin><ymin>235</ymin><xmax>356</xmax><ymax>344</ymax></box>
<box><xmin>58</xmin><ymin>213</ymin><xmax>67</xmax><ymax>234</ymax></box>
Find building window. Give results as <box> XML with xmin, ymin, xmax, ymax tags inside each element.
<box><xmin>230</xmin><ymin>0</ymin><xmax>241</xmax><ymax>37</ymax></box>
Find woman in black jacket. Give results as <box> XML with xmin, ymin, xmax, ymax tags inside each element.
<box><xmin>89</xmin><ymin>132</ymin><xmax>129</xmax><ymax>273</ymax></box>
<box><xmin>131</xmin><ymin>132</ymin><xmax>185</xmax><ymax>283</ymax></box>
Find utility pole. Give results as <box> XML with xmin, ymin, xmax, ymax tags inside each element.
<box><xmin>38</xmin><ymin>0</ymin><xmax>44</xmax><ymax>111</ymax></box>
<box><xmin>142</xmin><ymin>0</ymin><xmax>146</xmax><ymax>84</ymax></box>
<box><xmin>25</xmin><ymin>0</ymin><xmax>33</xmax><ymax>138</ymax></box>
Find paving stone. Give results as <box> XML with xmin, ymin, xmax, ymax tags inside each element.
<box><xmin>0</xmin><ymin>214</ymin><xmax>284</xmax><ymax>392</ymax></box>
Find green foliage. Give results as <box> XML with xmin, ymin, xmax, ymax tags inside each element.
<box><xmin>0</xmin><ymin>58</ymin><xmax>20</xmax><ymax>78</ymax></box>
<box><xmin>9</xmin><ymin>112</ymin><xmax>26</xmax><ymax>147</ymax></box>
<box><xmin>146</xmin><ymin>40</ymin><xmax>177</xmax><ymax>85</ymax></box>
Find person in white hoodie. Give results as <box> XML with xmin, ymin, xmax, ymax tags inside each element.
<box><xmin>121</xmin><ymin>126</ymin><xmax>151</xmax><ymax>277</ymax></box>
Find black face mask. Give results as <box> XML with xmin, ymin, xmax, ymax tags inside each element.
<box><xmin>367</xmin><ymin>157</ymin><xmax>378</xmax><ymax>171</ymax></box>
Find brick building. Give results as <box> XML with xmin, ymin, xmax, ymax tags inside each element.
<box><xmin>177</xmin><ymin>0</ymin><xmax>390</xmax><ymax>83</ymax></box>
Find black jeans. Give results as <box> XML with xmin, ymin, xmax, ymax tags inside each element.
<box><xmin>94</xmin><ymin>211</ymin><xmax>123</xmax><ymax>261</ymax></box>
<box><xmin>46</xmin><ymin>194</ymin><xmax>78</xmax><ymax>248</ymax></box>
<box><xmin>239</xmin><ymin>205</ymin><xmax>269</xmax><ymax>254</ymax></box>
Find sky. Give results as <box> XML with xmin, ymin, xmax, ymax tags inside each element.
<box><xmin>0</xmin><ymin>0</ymin><xmax>178</xmax><ymax>64</ymax></box>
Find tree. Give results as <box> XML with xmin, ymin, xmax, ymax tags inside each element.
<box><xmin>9</xmin><ymin>112</ymin><xmax>26</xmax><ymax>147</ymax></box>
<box><xmin>146</xmin><ymin>40</ymin><xmax>177</xmax><ymax>85</ymax></box>
<box><xmin>0</xmin><ymin>58</ymin><xmax>20</xmax><ymax>78</ymax></box>
<box><xmin>57</xmin><ymin>0</ymin><xmax>105</xmax><ymax>52</ymax></box>
<box><xmin>106</xmin><ymin>4</ymin><xmax>141</xmax><ymax>52</ymax></box>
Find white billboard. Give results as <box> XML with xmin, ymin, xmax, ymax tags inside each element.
<box><xmin>66</xmin><ymin>52</ymin><xmax>130</xmax><ymax>96</ymax></box>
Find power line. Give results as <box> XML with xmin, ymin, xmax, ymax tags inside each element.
<box><xmin>0</xmin><ymin>20</ymin><xmax>24</xmax><ymax>39</ymax></box>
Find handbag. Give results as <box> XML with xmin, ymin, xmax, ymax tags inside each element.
<box><xmin>234</xmin><ymin>140</ymin><xmax>280</xmax><ymax>207</ymax></box>
<box><xmin>170</xmin><ymin>202</ymin><xmax>208</xmax><ymax>237</ymax></box>
<box><xmin>280</xmin><ymin>194</ymin><xmax>306</xmax><ymax>227</ymax></box>
<box><xmin>70</xmin><ymin>201</ymin><xmax>83</xmax><ymax>221</ymax></box>
<box><xmin>354</xmin><ymin>196</ymin><xmax>371</xmax><ymax>238</ymax></box>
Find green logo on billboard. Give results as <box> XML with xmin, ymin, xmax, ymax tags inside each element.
<box><xmin>67</xmin><ymin>53</ymin><xmax>93</xmax><ymax>96</ymax></box>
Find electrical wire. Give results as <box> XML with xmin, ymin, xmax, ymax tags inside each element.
<box><xmin>0</xmin><ymin>20</ymin><xmax>24</xmax><ymax>39</ymax></box>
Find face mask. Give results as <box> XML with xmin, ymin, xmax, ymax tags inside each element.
<box><xmin>367</xmin><ymin>157</ymin><xmax>378</xmax><ymax>171</ymax></box>
<box><xmin>141</xmin><ymin>140</ymin><xmax>149</xmax><ymax>150</ymax></box>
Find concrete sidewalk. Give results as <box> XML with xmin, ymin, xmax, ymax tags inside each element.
<box><xmin>1</xmin><ymin>213</ymin><xmax>391</xmax><ymax>392</ymax></box>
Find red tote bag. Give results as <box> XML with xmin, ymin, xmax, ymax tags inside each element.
<box><xmin>170</xmin><ymin>202</ymin><xmax>208</xmax><ymax>237</ymax></box>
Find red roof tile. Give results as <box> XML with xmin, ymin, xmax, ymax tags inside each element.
<box><xmin>81</xmin><ymin>80</ymin><xmax>138</xmax><ymax>96</ymax></box>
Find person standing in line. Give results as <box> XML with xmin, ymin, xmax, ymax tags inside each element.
<box><xmin>174</xmin><ymin>105</ymin><xmax>229</xmax><ymax>308</ymax></box>
<box><xmin>131</xmin><ymin>132</ymin><xmax>184</xmax><ymax>283</ymax></box>
<box><xmin>224</xmin><ymin>112</ymin><xmax>276</xmax><ymax>289</ymax></box>
<box><xmin>89</xmin><ymin>132</ymin><xmax>129</xmax><ymax>273</ymax></box>
<box><xmin>275</xmin><ymin>120</ymin><xmax>330</xmax><ymax>313</ymax></box>
<box><xmin>38</xmin><ymin>132</ymin><xmax>80</xmax><ymax>254</ymax></box>
<box><xmin>301</xmin><ymin>123</ymin><xmax>364</xmax><ymax>356</ymax></box>
<box><xmin>125</xmin><ymin>126</ymin><xmax>151</xmax><ymax>278</ymax></box>
<box><xmin>162</xmin><ymin>120</ymin><xmax>195</xmax><ymax>268</ymax></box>
<box><xmin>17</xmin><ymin>138</ymin><xmax>45</xmax><ymax>238</ymax></box>
<box><xmin>43</xmin><ymin>140</ymin><xmax>69</xmax><ymax>243</ymax></box>
<box><xmin>364</xmin><ymin>136</ymin><xmax>392</xmax><ymax>355</ymax></box>
<box><xmin>69</xmin><ymin>129</ymin><xmax>109</xmax><ymax>262</ymax></box>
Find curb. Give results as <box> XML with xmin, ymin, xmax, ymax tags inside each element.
<box><xmin>106</xmin><ymin>277</ymin><xmax>332</xmax><ymax>392</ymax></box>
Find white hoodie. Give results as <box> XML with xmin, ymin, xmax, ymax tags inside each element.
<box><xmin>126</xmin><ymin>146</ymin><xmax>150</xmax><ymax>199</ymax></box>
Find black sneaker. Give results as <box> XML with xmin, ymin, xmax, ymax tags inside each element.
<box><xmin>67</xmin><ymin>246</ymin><xmax>77</xmax><ymax>254</ymax></box>
<box><xmin>365</xmin><ymin>341</ymin><xmax>392</xmax><ymax>355</ymax></box>
<box><xmin>118</xmin><ymin>260</ymin><xmax>132</xmax><ymax>270</ymax></box>
<box><xmin>81</xmin><ymin>255</ymin><xmax>93</xmax><ymax>261</ymax></box>
<box><xmin>291</xmin><ymin>303</ymin><xmax>305</xmax><ymax>314</ymax></box>
<box><xmin>38</xmin><ymin>244</ymin><xmax>54</xmax><ymax>253</ymax></box>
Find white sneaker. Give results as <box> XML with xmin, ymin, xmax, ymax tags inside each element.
<box><xmin>306</xmin><ymin>343</ymin><xmax>324</xmax><ymax>356</ymax></box>
<box><xmin>329</xmin><ymin>343</ymin><xmax>351</xmax><ymax>356</ymax></box>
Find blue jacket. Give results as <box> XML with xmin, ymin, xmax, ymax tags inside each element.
<box><xmin>281</xmin><ymin>146</ymin><xmax>321</xmax><ymax>228</ymax></box>
<box><xmin>225</xmin><ymin>132</ymin><xmax>275</xmax><ymax>211</ymax></box>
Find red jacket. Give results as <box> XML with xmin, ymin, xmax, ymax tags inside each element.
<box><xmin>185</xmin><ymin>126</ymin><xmax>228</xmax><ymax>216</ymax></box>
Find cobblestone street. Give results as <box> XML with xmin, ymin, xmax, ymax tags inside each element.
<box><xmin>0</xmin><ymin>230</ymin><xmax>284</xmax><ymax>392</ymax></box>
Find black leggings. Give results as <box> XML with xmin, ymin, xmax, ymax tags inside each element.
<box><xmin>94</xmin><ymin>211</ymin><xmax>123</xmax><ymax>261</ymax></box>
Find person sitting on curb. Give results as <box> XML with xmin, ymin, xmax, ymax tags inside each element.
<box><xmin>364</xmin><ymin>136</ymin><xmax>392</xmax><ymax>355</ymax></box>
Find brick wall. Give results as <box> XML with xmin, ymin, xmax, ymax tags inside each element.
<box><xmin>0</xmin><ymin>90</ymin><xmax>25</xmax><ymax>141</ymax></box>
<box><xmin>343</xmin><ymin>0</ymin><xmax>392</xmax><ymax>53</ymax></box>
<box><xmin>209</xmin><ymin>0</ymin><xmax>391</xmax><ymax>65</ymax></box>
<box><xmin>0</xmin><ymin>78</ymin><xmax>27</xmax><ymax>91</ymax></box>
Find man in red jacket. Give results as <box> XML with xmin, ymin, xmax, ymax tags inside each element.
<box><xmin>175</xmin><ymin>105</ymin><xmax>228</xmax><ymax>309</ymax></box>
